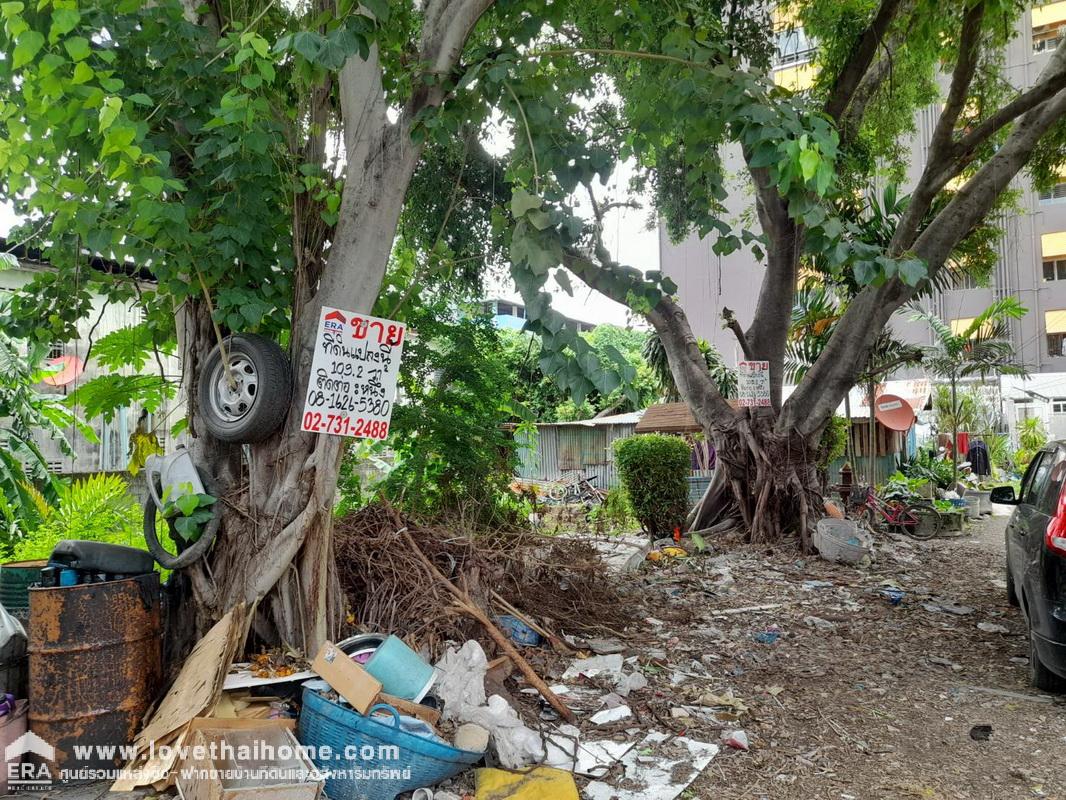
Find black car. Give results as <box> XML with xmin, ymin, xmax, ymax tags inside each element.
<box><xmin>991</xmin><ymin>443</ymin><xmax>1066</xmax><ymax>692</ymax></box>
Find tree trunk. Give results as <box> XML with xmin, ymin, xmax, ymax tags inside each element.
<box><xmin>168</xmin><ymin>1</ymin><xmax>497</xmax><ymax>655</ymax></box>
<box><xmin>691</xmin><ymin>411</ymin><xmax>821</xmax><ymax>549</ymax></box>
<box><xmin>950</xmin><ymin>375</ymin><xmax>959</xmax><ymax>487</ymax></box>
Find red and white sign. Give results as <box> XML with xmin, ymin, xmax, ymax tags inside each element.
<box><xmin>301</xmin><ymin>307</ymin><xmax>405</xmax><ymax>439</ymax></box>
<box><xmin>737</xmin><ymin>360</ymin><xmax>771</xmax><ymax>408</ymax></box>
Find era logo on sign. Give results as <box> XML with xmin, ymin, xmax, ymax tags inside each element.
<box><xmin>323</xmin><ymin>309</ymin><xmax>347</xmax><ymax>332</ymax></box>
<box><xmin>6</xmin><ymin>731</ymin><xmax>55</xmax><ymax>787</ymax></box>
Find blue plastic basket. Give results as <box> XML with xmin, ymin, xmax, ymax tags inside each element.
<box><xmin>297</xmin><ymin>688</ymin><xmax>483</xmax><ymax>800</ymax></box>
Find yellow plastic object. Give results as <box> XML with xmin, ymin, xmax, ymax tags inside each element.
<box><xmin>661</xmin><ymin>546</ymin><xmax>688</xmax><ymax>558</ymax></box>
<box><xmin>475</xmin><ymin>766</ymin><xmax>580</xmax><ymax>799</ymax></box>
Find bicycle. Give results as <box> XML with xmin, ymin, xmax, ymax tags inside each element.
<box><xmin>851</xmin><ymin>486</ymin><xmax>943</xmax><ymax>539</ymax></box>
<box><xmin>547</xmin><ymin>472</ymin><xmax>606</xmax><ymax>506</ymax></box>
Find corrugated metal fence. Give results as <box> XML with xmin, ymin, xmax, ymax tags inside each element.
<box><xmin>515</xmin><ymin>422</ymin><xmax>636</xmax><ymax>489</ymax></box>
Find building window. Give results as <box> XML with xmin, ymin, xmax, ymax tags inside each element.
<box><xmin>1040</xmin><ymin>182</ymin><xmax>1066</xmax><ymax>204</ymax></box>
<box><xmin>1044</xmin><ymin>258</ymin><xmax>1066</xmax><ymax>281</ymax></box>
<box><xmin>1053</xmin><ymin>398</ymin><xmax>1066</xmax><ymax>414</ymax></box>
<box><xmin>1047</xmin><ymin>310</ymin><xmax>1066</xmax><ymax>356</ymax></box>
<box><xmin>47</xmin><ymin>342</ymin><xmax>64</xmax><ymax>360</ymax></box>
<box><xmin>1033</xmin><ymin>23</ymin><xmax>1065</xmax><ymax>54</ymax></box>
<box><xmin>775</xmin><ymin>27</ymin><xmax>816</xmax><ymax>66</ymax></box>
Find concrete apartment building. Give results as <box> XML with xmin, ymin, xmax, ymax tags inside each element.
<box><xmin>659</xmin><ymin>2</ymin><xmax>1066</xmax><ymax>439</ymax></box>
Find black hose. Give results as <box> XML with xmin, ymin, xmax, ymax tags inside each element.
<box><xmin>143</xmin><ymin>468</ymin><xmax>222</xmax><ymax>570</ymax></box>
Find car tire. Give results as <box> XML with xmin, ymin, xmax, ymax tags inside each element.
<box><xmin>1029</xmin><ymin>630</ymin><xmax>1066</xmax><ymax>693</ymax></box>
<box><xmin>197</xmin><ymin>334</ymin><xmax>292</xmax><ymax>443</ymax></box>
<box><xmin>1006</xmin><ymin>556</ymin><xmax>1020</xmax><ymax>607</ymax></box>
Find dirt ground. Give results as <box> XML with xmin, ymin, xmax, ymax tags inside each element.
<box><xmin>619</xmin><ymin>510</ymin><xmax>1066</xmax><ymax>800</ymax></box>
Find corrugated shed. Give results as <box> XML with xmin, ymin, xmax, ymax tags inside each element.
<box><xmin>515</xmin><ymin>419</ymin><xmax>637</xmax><ymax>488</ymax></box>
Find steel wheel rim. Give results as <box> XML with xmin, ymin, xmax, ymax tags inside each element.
<box><xmin>208</xmin><ymin>353</ymin><xmax>259</xmax><ymax>422</ymax></box>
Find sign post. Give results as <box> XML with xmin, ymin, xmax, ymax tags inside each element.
<box><xmin>301</xmin><ymin>307</ymin><xmax>406</xmax><ymax>439</ymax></box>
<box><xmin>737</xmin><ymin>360</ymin><xmax>771</xmax><ymax>408</ymax></box>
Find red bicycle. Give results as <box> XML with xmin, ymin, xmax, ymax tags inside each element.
<box><xmin>851</xmin><ymin>486</ymin><xmax>943</xmax><ymax>540</ymax></box>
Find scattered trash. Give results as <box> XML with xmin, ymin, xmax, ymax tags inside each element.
<box><xmin>562</xmin><ymin>653</ymin><xmax>624</xmax><ymax>681</ymax></box>
<box><xmin>495</xmin><ymin>614</ymin><xmax>544</xmax><ymax>647</ymax></box>
<box><xmin>923</xmin><ymin>600</ymin><xmax>974</xmax><ymax>616</ymax></box>
<box><xmin>435</xmin><ymin>640</ymin><xmax>488</xmax><ymax>720</ymax></box>
<box><xmin>299</xmin><ymin>690</ymin><xmax>482</xmax><ymax>800</ymax></box>
<box><xmin>969</xmin><ymin>724</ymin><xmax>993</xmax><ymax>741</ymax></box>
<box><xmin>364</xmin><ymin>634</ymin><xmax>437</xmax><ymax>702</ymax></box>
<box><xmin>589</xmin><ymin>705</ymin><xmax>632</xmax><ymax>725</ymax></box>
<box><xmin>453</xmin><ymin>723</ymin><xmax>489</xmax><ymax>753</ymax></box>
<box><xmin>803</xmin><ymin>615</ymin><xmax>836</xmax><ymax>630</ymax></box>
<box><xmin>544</xmin><ymin>724</ymin><xmax>635</xmax><ymax>776</ymax></box>
<box><xmin>813</xmin><ymin>519</ymin><xmax>872</xmax><ymax>565</ymax></box>
<box><xmin>753</xmin><ymin>627</ymin><xmax>782</xmax><ymax>644</ymax></box>
<box><xmin>616</xmin><ymin>670</ymin><xmax>649</xmax><ymax>696</ymax></box>
<box><xmin>977</xmin><ymin>622</ymin><xmax>1009</xmax><ymax>634</ymax></box>
<box><xmin>880</xmin><ymin>587</ymin><xmax>905</xmax><ymax>606</ymax></box>
<box><xmin>178</xmin><ymin>722</ymin><xmax>323</xmax><ymax>800</ymax></box>
<box><xmin>464</xmin><ymin>695</ymin><xmax>546</xmax><ymax>768</ymax></box>
<box><xmin>311</xmin><ymin>640</ymin><xmax>382</xmax><ymax>713</ymax></box>
<box><xmin>476</xmin><ymin>766</ymin><xmax>579</xmax><ymax>799</ymax></box>
<box><xmin>584</xmin><ymin>731</ymin><xmax>719</xmax><ymax>800</ymax></box>
<box><xmin>585</xmin><ymin>637</ymin><xmax>626</xmax><ymax>655</ymax></box>
<box><xmin>802</xmin><ymin>580</ymin><xmax>834</xmax><ymax>590</ymax></box>
<box><xmin>723</xmin><ymin>729</ymin><xmax>750</xmax><ymax>751</ymax></box>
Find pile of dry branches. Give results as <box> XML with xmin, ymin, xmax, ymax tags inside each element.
<box><xmin>334</xmin><ymin>503</ymin><xmax>629</xmax><ymax>658</ymax></box>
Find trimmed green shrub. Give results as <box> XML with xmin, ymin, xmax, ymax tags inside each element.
<box><xmin>614</xmin><ymin>434</ymin><xmax>691</xmax><ymax>538</ymax></box>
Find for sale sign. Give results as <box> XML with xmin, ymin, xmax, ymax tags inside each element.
<box><xmin>737</xmin><ymin>360</ymin><xmax>771</xmax><ymax>408</ymax></box>
<box><xmin>301</xmin><ymin>307</ymin><xmax>405</xmax><ymax>439</ymax></box>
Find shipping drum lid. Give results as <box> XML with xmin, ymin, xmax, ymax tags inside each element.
<box><xmin>28</xmin><ymin>572</ymin><xmax>162</xmax><ymax>774</ymax></box>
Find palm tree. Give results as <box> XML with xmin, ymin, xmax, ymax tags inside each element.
<box><xmin>786</xmin><ymin>282</ymin><xmax>922</xmax><ymax>482</ymax></box>
<box><xmin>643</xmin><ymin>332</ymin><xmax>736</xmax><ymax>401</ymax></box>
<box><xmin>911</xmin><ymin>297</ymin><xmax>1028</xmax><ymax>484</ymax></box>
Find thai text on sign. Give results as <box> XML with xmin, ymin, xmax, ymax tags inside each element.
<box><xmin>737</xmin><ymin>360</ymin><xmax>771</xmax><ymax>408</ymax></box>
<box><xmin>301</xmin><ymin>307</ymin><xmax>405</xmax><ymax>439</ymax></box>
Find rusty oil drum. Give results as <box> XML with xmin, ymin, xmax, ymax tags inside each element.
<box><xmin>28</xmin><ymin>573</ymin><xmax>162</xmax><ymax>774</ymax></box>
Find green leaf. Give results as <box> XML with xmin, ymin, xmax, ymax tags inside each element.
<box><xmin>71</xmin><ymin>60</ymin><xmax>93</xmax><ymax>85</ymax></box>
<box><xmin>898</xmin><ymin>258</ymin><xmax>927</xmax><ymax>286</ymax></box>
<box><xmin>128</xmin><ymin>92</ymin><xmax>153</xmax><ymax>105</ymax></box>
<box><xmin>140</xmin><ymin>175</ymin><xmax>165</xmax><ymax>195</ymax></box>
<box><xmin>241</xmin><ymin>73</ymin><xmax>262</xmax><ymax>90</ymax></box>
<box><xmin>361</xmin><ymin>0</ymin><xmax>389</xmax><ymax>22</ymax></box>
<box><xmin>13</xmin><ymin>30</ymin><xmax>45</xmax><ymax>69</ymax></box>
<box><xmin>510</xmin><ymin>188</ymin><xmax>543</xmax><ymax>217</ymax></box>
<box><xmin>554</xmin><ymin>269</ymin><xmax>573</xmax><ymax>296</ymax></box>
<box><xmin>98</xmin><ymin>96</ymin><xmax>122</xmax><ymax>132</ymax></box>
<box><xmin>799</xmin><ymin>149</ymin><xmax>820</xmax><ymax>182</ymax></box>
<box><xmin>175</xmin><ymin>493</ymin><xmax>200</xmax><ymax>517</ymax></box>
<box><xmin>63</xmin><ymin>35</ymin><xmax>90</xmax><ymax>61</ymax></box>
<box><xmin>291</xmin><ymin>31</ymin><xmax>323</xmax><ymax>62</ymax></box>
<box><xmin>48</xmin><ymin>7</ymin><xmax>79</xmax><ymax>42</ymax></box>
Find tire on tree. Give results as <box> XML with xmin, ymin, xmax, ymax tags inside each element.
<box><xmin>197</xmin><ymin>334</ymin><xmax>293</xmax><ymax>444</ymax></box>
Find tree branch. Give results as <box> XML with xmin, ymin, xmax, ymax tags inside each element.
<box><xmin>743</xmin><ymin>162</ymin><xmax>801</xmax><ymax>409</ymax></box>
<box><xmin>888</xmin><ymin>1</ymin><xmax>985</xmax><ymax>255</ymax></box>
<box><xmin>722</xmin><ymin>307</ymin><xmax>752</xmax><ymax>359</ymax></box>
<box><xmin>559</xmin><ymin>246</ymin><xmax>735</xmax><ymax>431</ymax></box>
<box><xmin>823</xmin><ymin>0</ymin><xmax>907</xmax><ymax>122</ymax></box>
<box><xmin>783</xmin><ymin>72</ymin><xmax>1066</xmax><ymax>439</ymax></box>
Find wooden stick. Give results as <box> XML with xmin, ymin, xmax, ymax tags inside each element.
<box><xmin>401</xmin><ymin>530</ymin><xmax>577</xmax><ymax>724</ymax></box>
